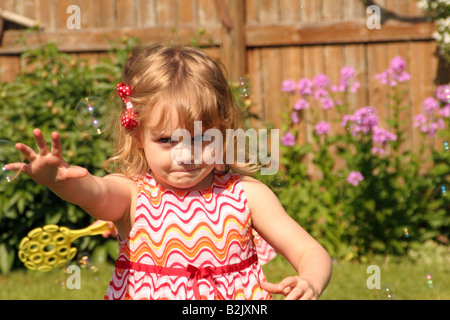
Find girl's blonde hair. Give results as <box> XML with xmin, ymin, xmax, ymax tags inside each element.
<box><xmin>105</xmin><ymin>42</ymin><xmax>260</xmax><ymax>177</ymax></box>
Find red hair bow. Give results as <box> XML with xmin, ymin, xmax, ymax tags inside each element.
<box><xmin>116</xmin><ymin>82</ymin><xmax>138</xmax><ymax>130</ymax></box>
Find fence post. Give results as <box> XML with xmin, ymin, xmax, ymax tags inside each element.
<box><xmin>216</xmin><ymin>0</ymin><xmax>246</xmax><ymax>81</ymax></box>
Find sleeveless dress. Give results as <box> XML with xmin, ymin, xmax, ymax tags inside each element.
<box><xmin>104</xmin><ymin>172</ymin><xmax>273</xmax><ymax>300</ymax></box>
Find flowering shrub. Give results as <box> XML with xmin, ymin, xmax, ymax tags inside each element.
<box><xmin>263</xmin><ymin>56</ymin><xmax>449</xmax><ymax>261</ymax></box>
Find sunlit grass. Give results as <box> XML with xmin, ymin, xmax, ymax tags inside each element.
<box><xmin>1</xmin><ymin>255</ymin><xmax>448</xmax><ymax>300</ymax></box>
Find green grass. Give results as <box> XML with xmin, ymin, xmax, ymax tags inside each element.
<box><xmin>263</xmin><ymin>255</ymin><xmax>450</xmax><ymax>300</ymax></box>
<box><xmin>1</xmin><ymin>256</ymin><xmax>449</xmax><ymax>300</ymax></box>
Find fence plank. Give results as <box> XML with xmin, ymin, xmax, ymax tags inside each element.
<box><xmin>246</xmin><ymin>22</ymin><xmax>434</xmax><ymax>47</ymax></box>
<box><xmin>178</xmin><ymin>0</ymin><xmax>195</xmax><ymax>27</ymax></box>
<box><xmin>219</xmin><ymin>0</ymin><xmax>246</xmax><ymax>81</ymax></box>
<box><xmin>117</xmin><ymin>0</ymin><xmax>137</xmax><ymax>28</ymax></box>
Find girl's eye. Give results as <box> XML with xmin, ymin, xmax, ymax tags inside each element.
<box><xmin>192</xmin><ymin>135</ymin><xmax>203</xmax><ymax>142</ymax></box>
<box><xmin>158</xmin><ymin>137</ymin><xmax>173</xmax><ymax>144</ymax></box>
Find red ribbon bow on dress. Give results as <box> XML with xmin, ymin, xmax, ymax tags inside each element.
<box><xmin>186</xmin><ymin>264</ymin><xmax>224</xmax><ymax>300</ymax></box>
<box><xmin>116</xmin><ymin>82</ymin><xmax>138</xmax><ymax>130</ymax></box>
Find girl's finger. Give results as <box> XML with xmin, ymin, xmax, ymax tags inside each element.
<box><xmin>15</xmin><ymin>143</ymin><xmax>37</xmax><ymax>162</ymax></box>
<box><xmin>33</xmin><ymin>129</ymin><xmax>49</xmax><ymax>156</ymax></box>
<box><xmin>276</xmin><ymin>276</ymin><xmax>298</xmax><ymax>292</ymax></box>
<box><xmin>284</xmin><ymin>286</ymin><xmax>305</xmax><ymax>300</ymax></box>
<box><xmin>261</xmin><ymin>281</ymin><xmax>282</xmax><ymax>294</ymax></box>
<box><xmin>4</xmin><ymin>162</ymin><xmax>30</xmax><ymax>175</ymax></box>
<box><xmin>50</xmin><ymin>132</ymin><xmax>62</xmax><ymax>158</ymax></box>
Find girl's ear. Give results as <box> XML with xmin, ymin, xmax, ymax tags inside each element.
<box><xmin>134</xmin><ymin>129</ymin><xmax>144</xmax><ymax>149</ymax></box>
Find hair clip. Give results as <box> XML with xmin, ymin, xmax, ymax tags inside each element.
<box><xmin>117</xmin><ymin>82</ymin><xmax>138</xmax><ymax>130</ymax></box>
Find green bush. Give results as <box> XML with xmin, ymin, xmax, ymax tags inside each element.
<box><xmin>0</xmin><ymin>39</ymin><xmax>139</xmax><ymax>273</ymax></box>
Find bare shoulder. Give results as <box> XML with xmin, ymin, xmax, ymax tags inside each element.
<box><xmin>239</xmin><ymin>174</ymin><xmax>270</xmax><ymax>194</ymax></box>
<box><xmin>239</xmin><ymin>175</ymin><xmax>279</xmax><ymax>204</ymax></box>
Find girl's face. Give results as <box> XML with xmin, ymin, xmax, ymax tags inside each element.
<box><xmin>139</xmin><ymin>106</ymin><xmax>216</xmax><ymax>192</ymax></box>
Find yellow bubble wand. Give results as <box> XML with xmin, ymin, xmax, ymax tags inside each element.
<box><xmin>18</xmin><ymin>221</ymin><xmax>111</xmax><ymax>272</ymax></box>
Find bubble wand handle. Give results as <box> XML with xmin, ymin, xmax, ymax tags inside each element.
<box><xmin>60</xmin><ymin>221</ymin><xmax>111</xmax><ymax>241</ymax></box>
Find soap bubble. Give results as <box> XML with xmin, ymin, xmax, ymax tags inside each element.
<box><xmin>380</xmin><ymin>283</ymin><xmax>396</xmax><ymax>300</ymax></box>
<box><xmin>425</xmin><ymin>273</ymin><xmax>434</xmax><ymax>288</ymax></box>
<box><xmin>441</xmin><ymin>185</ymin><xmax>447</xmax><ymax>197</ymax></box>
<box><xmin>238</xmin><ymin>77</ymin><xmax>251</xmax><ymax>98</ymax></box>
<box><xmin>270</xmin><ymin>174</ymin><xmax>287</xmax><ymax>191</ymax></box>
<box><xmin>0</xmin><ymin>140</ymin><xmax>23</xmax><ymax>184</ymax></box>
<box><xmin>77</xmin><ymin>252</ymin><xmax>91</xmax><ymax>268</ymax></box>
<box><xmin>401</xmin><ymin>226</ymin><xmax>411</xmax><ymax>239</ymax></box>
<box><xmin>74</xmin><ymin>97</ymin><xmax>107</xmax><ymax>136</ymax></box>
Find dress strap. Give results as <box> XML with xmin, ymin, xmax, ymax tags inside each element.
<box><xmin>115</xmin><ymin>255</ymin><xmax>258</xmax><ymax>300</ymax></box>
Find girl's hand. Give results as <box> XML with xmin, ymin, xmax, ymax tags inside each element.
<box><xmin>262</xmin><ymin>276</ymin><xmax>319</xmax><ymax>300</ymax></box>
<box><xmin>5</xmin><ymin>128</ymin><xmax>88</xmax><ymax>186</ymax></box>
<box><xmin>90</xmin><ymin>220</ymin><xmax>118</xmax><ymax>238</ymax></box>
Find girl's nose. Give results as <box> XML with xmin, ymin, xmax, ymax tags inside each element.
<box><xmin>172</xmin><ymin>144</ymin><xmax>194</xmax><ymax>165</ymax></box>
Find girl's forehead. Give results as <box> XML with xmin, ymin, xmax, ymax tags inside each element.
<box><xmin>144</xmin><ymin>105</ymin><xmax>179</xmax><ymax>132</ymax></box>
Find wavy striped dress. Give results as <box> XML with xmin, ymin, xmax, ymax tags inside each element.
<box><xmin>104</xmin><ymin>172</ymin><xmax>273</xmax><ymax>300</ymax></box>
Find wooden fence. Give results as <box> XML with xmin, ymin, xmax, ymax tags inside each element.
<box><xmin>0</xmin><ymin>0</ymin><xmax>447</xmax><ymax>155</ymax></box>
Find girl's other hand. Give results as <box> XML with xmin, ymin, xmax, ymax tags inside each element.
<box><xmin>5</xmin><ymin>128</ymin><xmax>88</xmax><ymax>186</ymax></box>
<box><xmin>261</xmin><ymin>276</ymin><xmax>319</xmax><ymax>300</ymax></box>
<box><xmin>90</xmin><ymin>220</ymin><xmax>118</xmax><ymax>238</ymax></box>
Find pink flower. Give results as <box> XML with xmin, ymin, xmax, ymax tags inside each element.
<box><xmin>413</xmin><ymin>113</ymin><xmax>445</xmax><ymax>137</ymax></box>
<box><xmin>371</xmin><ymin>147</ymin><xmax>386</xmax><ymax>156</ymax></box>
<box><xmin>281</xmin><ymin>132</ymin><xmax>296</xmax><ymax>146</ymax></box>
<box><xmin>390</xmin><ymin>56</ymin><xmax>407</xmax><ymax>73</ymax></box>
<box><xmin>337</xmin><ymin>67</ymin><xmax>359</xmax><ymax>93</ymax></box>
<box><xmin>314</xmin><ymin>88</ymin><xmax>329</xmax><ymax>100</ymax></box>
<box><xmin>413</xmin><ymin>114</ymin><xmax>427</xmax><ymax>130</ymax></box>
<box><xmin>313</xmin><ymin>74</ymin><xmax>330</xmax><ymax>89</ymax></box>
<box><xmin>297</xmin><ymin>78</ymin><xmax>314</xmax><ymax>96</ymax></box>
<box><xmin>347</xmin><ymin>171</ymin><xmax>364</xmax><ymax>186</ymax></box>
<box><xmin>294</xmin><ymin>98</ymin><xmax>310</xmax><ymax>110</ymax></box>
<box><xmin>281</xmin><ymin>79</ymin><xmax>297</xmax><ymax>94</ymax></box>
<box><xmin>291</xmin><ymin>111</ymin><xmax>300</xmax><ymax>124</ymax></box>
<box><xmin>315</xmin><ymin>121</ymin><xmax>330</xmax><ymax>135</ymax></box>
<box><xmin>423</xmin><ymin>97</ymin><xmax>440</xmax><ymax>114</ymax></box>
<box><xmin>376</xmin><ymin>56</ymin><xmax>411</xmax><ymax>87</ymax></box>
<box><xmin>436</xmin><ymin>85</ymin><xmax>450</xmax><ymax>103</ymax></box>
<box><xmin>371</xmin><ymin>126</ymin><xmax>397</xmax><ymax>155</ymax></box>
<box><xmin>372</xmin><ymin>127</ymin><xmax>397</xmax><ymax>145</ymax></box>
<box><xmin>438</xmin><ymin>104</ymin><xmax>450</xmax><ymax>118</ymax></box>
<box><xmin>350</xmin><ymin>82</ymin><xmax>360</xmax><ymax>93</ymax></box>
<box><xmin>343</xmin><ymin>107</ymin><xmax>379</xmax><ymax>136</ymax></box>
<box><xmin>340</xmin><ymin>66</ymin><xmax>356</xmax><ymax>81</ymax></box>
<box><xmin>321</xmin><ymin>97</ymin><xmax>335</xmax><ymax>110</ymax></box>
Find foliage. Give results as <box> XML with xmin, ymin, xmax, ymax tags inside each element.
<box><xmin>0</xmin><ymin>36</ymin><xmax>259</xmax><ymax>274</ymax></box>
<box><xmin>258</xmin><ymin>57</ymin><xmax>449</xmax><ymax>262</ymax></box>
<box><xmin>0</xmin><ymin>38</ymin><xmax>139</xmax><ymax>273</ymax></box>
<box><xmin>417</xmin><ymin>0</ymin><xmax>450</xmax><ymax>62</ymax></box>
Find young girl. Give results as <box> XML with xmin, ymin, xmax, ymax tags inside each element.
<box><xmin>7</xmin><ymin>43</ymin><xmax>331</xmax><ymax>300</ymax></box>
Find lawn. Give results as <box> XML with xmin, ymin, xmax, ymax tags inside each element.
<box><xmin>1</xmin><ymin>255</ymin><xmax>448</xmax><ymax>300</ymax></box>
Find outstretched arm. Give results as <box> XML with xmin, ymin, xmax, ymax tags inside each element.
<box><xmin>6</xmin><ymin>129</ymin><xmax>134</xmax><ymax>228</ymax></box>
<box><xmin>241</xmin><ymin>175</ymin><xmax>332</xmax><ymax>300</ymax></box>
